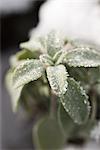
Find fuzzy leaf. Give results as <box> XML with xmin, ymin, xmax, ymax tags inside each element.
<box><xmin>20</xmin><ymin>38</ymin><xmax>46</xmax><ymax>53</ymax></box>
<box><xmin>63</xmin><ymin>47</ymin><xmax>100</xmax><ymax>67</ymax></box>
<box><xmin>46</xmin><ymin>65</ymin><xmax>68</xmax><ymax>96</ymax></box>
<box><xmin>46</xmin><ymin>31</ymin><xmax>64</xmax><ymax>57</ymax></box>
<box><xmin>39</xmin><ymin>54</ymin><xmax>54</xmax><ymax>66</ymax></box>
<box><xmin>33</xmin><ymin>116</ymin><xmax>65</xmax><ymax>150</ymax></box>
<box><xmin>5</xmin><ymin>69</ymin><xmax>23</xmax><ymax>111</ymax></box>
<box><xmin>13</xmin><ymin>59</ymin><xmax>44</xmax><ymax>88</ymax></box>
<box><xmin>60</xmin><ymin>78</ymin><xmax>90</xmax><ymax>124</ymax></box>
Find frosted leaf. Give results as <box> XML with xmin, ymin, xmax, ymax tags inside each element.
<box><xmin>5</xmin><ymin>69</ymin><xmax>23</xmax><ymax>111</ymax></box>
<box><xmin>13</xmin><ymin>59</ymin><xmax>44</xmax><ymax>88</ymax></box>
<box><xmin>63</xmin><ymin>47</ymin><xmax>100</xmax><ymax>67</ymax></box>
<box><xmin>20</xmin><ymin>37</ymin><xmax>46</xmax><ymax>53</ymax></box>
<box><xmin>60</xmin><ymin>78</ymin><xmax>90</xmax><ymax>124</ymax></box>
<box><xmin>39</xmin><ymin>54</ymin><xmax>54</xmax><ymax>66</ymax></box>
<box><xmin>46</xmin><ymin>65</ymin><xmax>68</xmax><ymax>96</ymax></box>
<box><xmin>46</xmin><ymin>31</ymin><xmax>64</xmax><ymax>57</ymax></box>
<box><xmin>70</xmin><ymin>39</ymin><xmax>100</xmax><ymax>50</ymax></box>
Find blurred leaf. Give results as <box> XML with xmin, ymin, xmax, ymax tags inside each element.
<box><xmin>46</xmin><ymin>65</ymin><xmax>68</xmax><ymax>96</ymax></box>
<box><xmin>13</xmin><ymin>59</ymin><xmax>44</xmax><ymax>88</ymax></box>
<box><xmin>33</xmin><ymin>116</ymin><xmax>65</xmax><ymax>150</ymax></box>
<box><xmin>60</xmin><ymin>78</ymin><xmax>90</xmax><ymax>124</ymax></box>
<box><xmin>63</xmin><ymin>47</ymin><xmax>100</xmax><ymax>67</ymax></box>
<box><xmin>91</xmin><ymin>121</ymin><xmax>100</xmax><ymax>141</ymax></box>
<box><xmin>20</xmin><ymin>38</ymin><xmax>45</xmax><ymax>53</ymax></box>
<box><xmin>5</xmin><ymin>69</ymin><xmax>23</xmax><ymax>111</ymax></box>
<box><xmin>16</xmin><ymin>49</ymin><xmax>40</xmax><ymax>60</ymax></box>
<box><xmin>10</xmin><ymin>55</ymin><xmax>25</xmax><ymax>68</ymax></box>
<box><xmin>19</xmin><ymin>80</ymin><xmax>49</xmax><ymax>115</ymax></box>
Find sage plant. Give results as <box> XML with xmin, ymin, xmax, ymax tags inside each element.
<box><xmin>6</xmin><ymin>31</ymin><xmax>100</xmax><ymax>149</ymax></box>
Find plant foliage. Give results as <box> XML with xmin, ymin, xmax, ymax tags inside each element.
<box><xmin>5</xmin><ymin>31</ymin><xmax>100</xmax><ymax>149</ymax></box>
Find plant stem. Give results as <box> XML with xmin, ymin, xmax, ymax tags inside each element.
<box><xmin>50</xmin><ymin>90</ymin><xmax>57</xmax><ymax>118</ymax></box>
<box><xmin>89</xmin><ymin>88</ymin><xmax>97</xmax><ymax>120</ymax></box>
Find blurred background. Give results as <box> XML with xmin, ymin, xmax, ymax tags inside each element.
<box><xmin>1</xmin><ymin>0</ymin><xmax>100</xmax><ymax>149</ymax></box>
<box><xmin>1</xmin><ymin>0</ymin><xmax>46</xmax><ymax>149</ymax></box>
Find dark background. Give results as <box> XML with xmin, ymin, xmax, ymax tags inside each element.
<box><xmin>1</xmin><ymin>0</ymin><xmax>46</xmax><ymax>149</ymax></box>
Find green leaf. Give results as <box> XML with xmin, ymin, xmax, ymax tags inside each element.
<box><xmin>58</xmin><ymin>104</ymin><xmax>96</xmax><ymax>139</ymax></box>
<box><xmin>33</xmin><ymin>116</ymin><xmax>65</xmax><ymax>150</ymax></box>
<box><xmin>19</xmin><ymin>80</ymin><xmax>49</xmax><ymax>115</ymax></box>
<box><xmin>46</xmin><ymin>65</ymin><xmax>68</xmax><ymax>96</ymax></box>
<box><xmin>58</xmin><ymin>103</ymin><xmax>76</xmax><ymax>137</ymax></box>
<box><xmin>88</xmin><ymin>67</ymin><xmax>100</xmax><ymax>84</ymax></box>
<box><xmin>63</xmin><ymin>47</ymin><xmax>100</xmax><ymax>67</ymax></box>
<box><xmin>9</xmin><ymin>49</ymin><xmax>40</xmax><ymax>68</ymax></box>
<box><xmin>60</xmin><ymin>78</ymin><xmax>90</xmax><ymax>124</ymax></box>
<box><xmin>46</xmin><ymin>31</ymin><xmax>64</xmax><ymax>57</ymax></box>
<box><xmin>67</xmin><ymin>67</ymin><xmax>89</xmax><ymax>84</ymax></box>
<box><xmin>5</xmin><ymin>69</ymin><xmax>23</xmax><ymax>111</ymax></box>
<box><xmin>16</xmin><ymin>49</ymin><xmax>40</xmax><ymax>60</ymax></box>
<box><xmin>13</xmin><ymin>59</ymin><xmax>44</xmax><ymax>88</ymax></box>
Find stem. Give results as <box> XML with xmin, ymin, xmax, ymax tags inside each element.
<box><xmin>50</xmin><ymin>90</ymin><xmax>57</xmax><ymax>118</ymax></box>
<box><xmin>89</xmin><ymin>88</ymin><xmax>97</xmax><ymax>120</ymax></box>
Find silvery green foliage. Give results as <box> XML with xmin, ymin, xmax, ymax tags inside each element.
<box><xmin>5</xmin><ymin>69</ymin><xmax>23</xmax><ymax>111</ymax></box>
<box><xmin>63</xmin><ymin>47</ymin><xmax>100</xmax><ymax>67</ymax></box>
<box><xmin>46</xmin><ymin>65</ymin><xmax>68</xmax><ymax>96</ymax></box>
<box><xmin>5</xmin><ymin>31</ymin><xmax>100</xmax><ymax>149</ymax></box>
<box><xmin>13</xmin><ymin>59</ymin><xmax>44</xmax><ymax>88</ymax></box>
<box><xmin>45</xmin><ymin>31</ymin><xmax>64</xmax><ymax>57</ymax></box>
<box><xmin>20</xmin><ymin>37</ymin><xmax>46</xmax><ymax>53</ymax></box>
<box><xmin>60</xmin><ymin>78</ymin><xmax>90</xmax><ymax>124</ymax></box>
<box><xmin>39</xmin><ymin>54</ymin><xmax>54</xmax><ymax>66</ymax></box>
